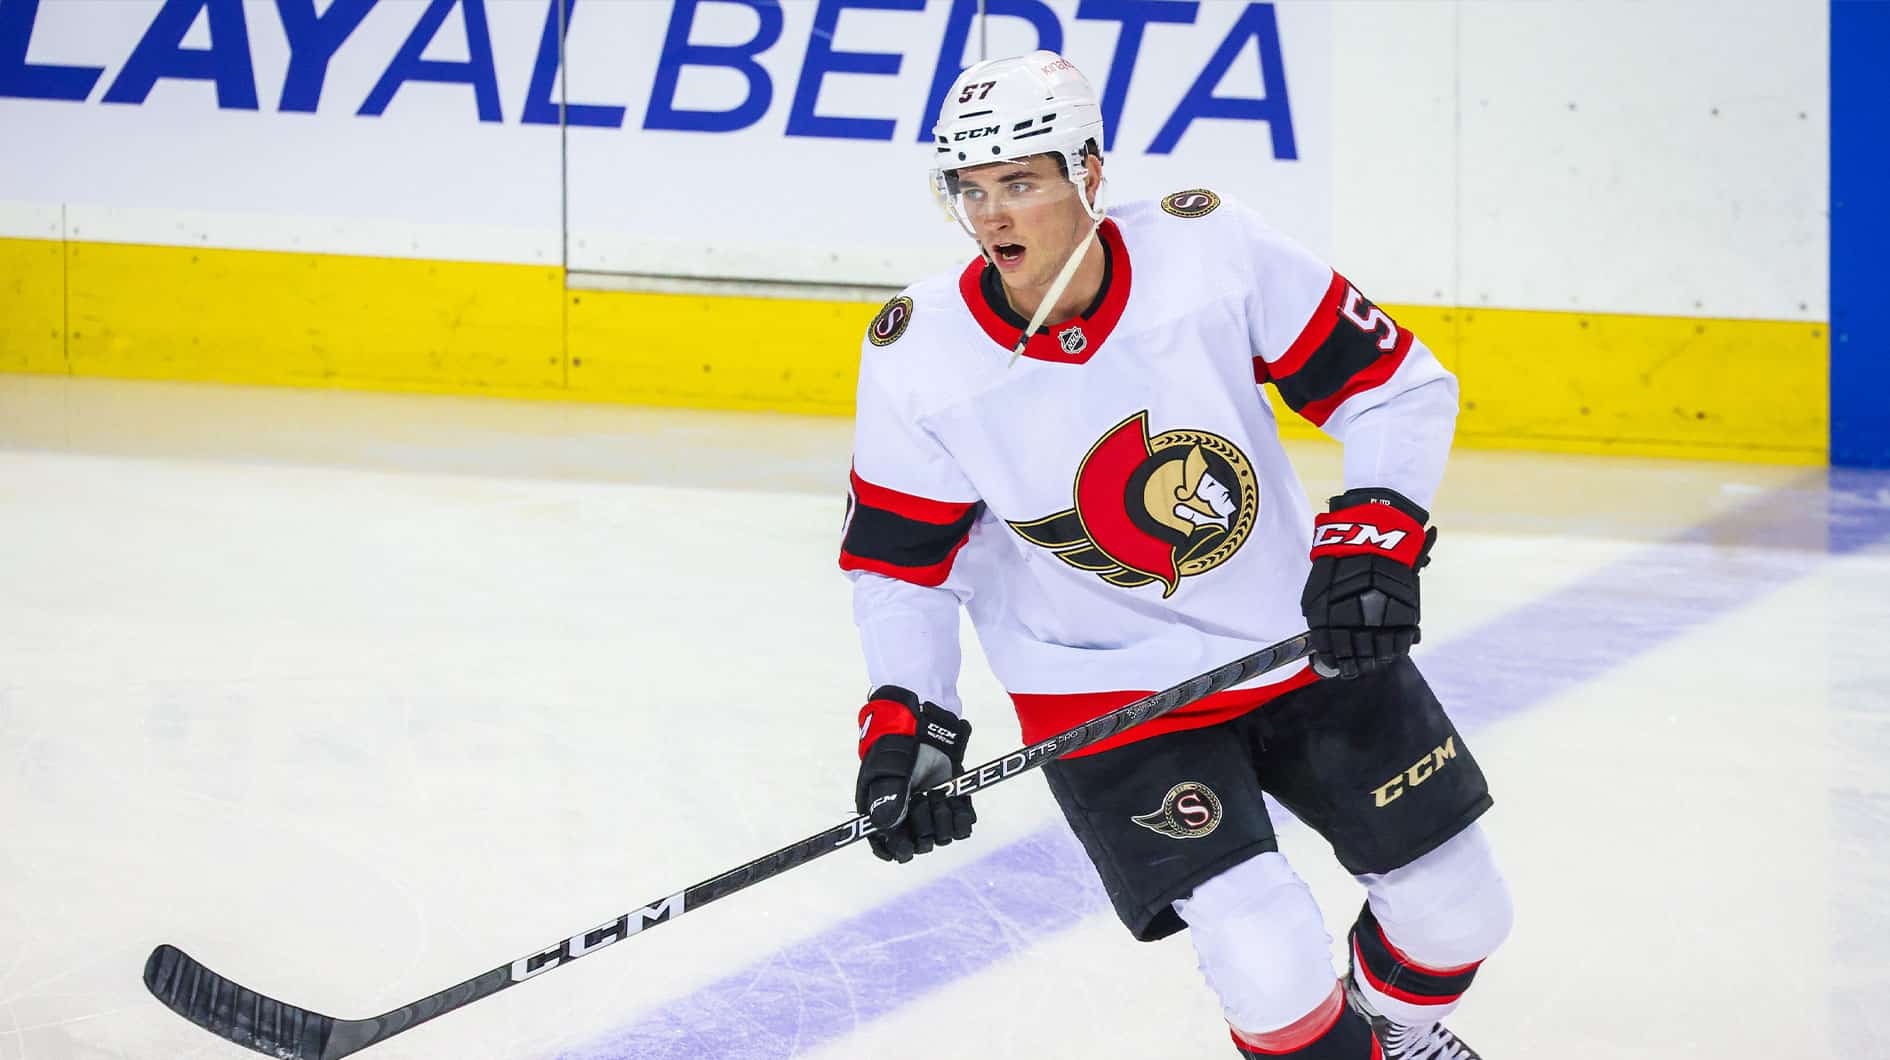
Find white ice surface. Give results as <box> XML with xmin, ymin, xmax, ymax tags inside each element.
<box><xmin>1</xmin><ymin>376</ymin><xmax>1885</xmax><ymax>1059</ymax></box>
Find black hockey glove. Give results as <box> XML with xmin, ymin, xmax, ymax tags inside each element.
<box><xmin>1300</xmin><ymin>487</ymin><xmax>1438</xmax><ymax>680</ymax></box>
<box><xmin>855</xmin><ymin>685</ymin><xmax>976</xmax><ymax>864</ymax></box>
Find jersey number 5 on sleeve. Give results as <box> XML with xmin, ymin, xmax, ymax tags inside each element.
<box><xmin>1340</xmin><ymin>286</ymin><xmax>1399</xmax><ymax>352</ymax></box>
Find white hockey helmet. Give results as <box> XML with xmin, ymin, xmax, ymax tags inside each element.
<box><xmin>930</xmin><ymin>50</ymin><xmax>1107</xmax><ymax>234</ymax></box>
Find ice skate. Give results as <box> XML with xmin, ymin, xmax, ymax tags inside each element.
<box><xmin>1344</xmin><ymin>973</ymin><xmax>1482</xmax><ymax>1060</ymax></box>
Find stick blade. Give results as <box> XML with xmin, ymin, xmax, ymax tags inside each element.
<box><xmin>144</xmin><ymin>944</ymin><xmax>336</xmax><ymax>1060</ymax></box>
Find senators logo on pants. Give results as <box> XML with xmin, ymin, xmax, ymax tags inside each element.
<box><xmin>1131</xmin><ymin>782</ymin><xmax>1224</xmax><ymax>839</ymax></box>
<box><xmin>1008</xmin><ymin>412</ymin><xmax>1257</xmax><ymax>597</ymax></box>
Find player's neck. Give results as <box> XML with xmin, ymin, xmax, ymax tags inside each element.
<box><xmin>1001</xmin><ymin>231</ymin><xmax>1108</xmax><ymax>325</ymax></box>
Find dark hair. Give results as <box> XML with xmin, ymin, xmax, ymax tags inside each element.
<box><xmin>1052</xmin><ymin>139</ymin><xmax>1104</xmax><ymax>180</ymax></box>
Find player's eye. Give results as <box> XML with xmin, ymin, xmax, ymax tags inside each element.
<box><xmin>1009</xmin><ymin>182</ymin><xmax>1034</xmax><ymax>194</ymax></box>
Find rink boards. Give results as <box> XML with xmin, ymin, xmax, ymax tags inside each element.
<box><xmin>0</xmin><ymin>0</ymin><xmax>1865</xmax><ymax>465</ymax></box>
<box><xmin>0</xmin><ymin>232</ymin><xmax>1831</xmax><ymax>463</ymax></box>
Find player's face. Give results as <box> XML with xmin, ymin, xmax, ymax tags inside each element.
<box><xmin>950</xmin><ymin>155</ymin><xmax>1095</xmax><ymax>286</ymax></box>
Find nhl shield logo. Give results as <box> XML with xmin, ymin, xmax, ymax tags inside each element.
<box><xmin>1057</xmin><ymin>324</ymin><xmax>1087</xmax><ymax>355</ymax></box>
<box><xmin>1007</xmin><ymin>412</ymin><xmax>1258</xmax><ymax>597</ymax></box>
<box><xmin>1131</xmin><ymin>782</ymin><xmax>1223</xmax><ymax>840</ymax></box>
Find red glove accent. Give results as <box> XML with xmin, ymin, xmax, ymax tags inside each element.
<box><xmin>1310</xmin><ymin>497</ymin><xmax>1429</xmax><ymax>568</ymax></box>
<box><xmin>858</xmin><ymin>689</ymin><xmax>919</xmax><ymax>759</ymax></box>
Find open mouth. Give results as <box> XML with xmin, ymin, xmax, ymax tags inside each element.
<box><xmin>993</xmin><ymin>243</ymin><xmax>1026</xmax><ymax>267</ymax></box>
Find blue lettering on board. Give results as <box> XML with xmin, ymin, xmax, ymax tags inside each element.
<box><xmin>645</xmin><ymin>0</ymin><xmax>784</xmax><ymax>133</ymax></box>
<box><xmin>1146</xmin><ymin>2</ymin><xmax>1295</xmax><ymax>157</ymax></box>
<box><xmin>916</xmin><ymin>0</ymin><xmax>1062</xmax><ymax>143</ymax></box>
<box><xmin>785</xmin><ymin>0</ymin><xmax>922</xmax><ymax>141</ymax></box>
<box><xmin>1074</xmin><ymin>0</ymin><xmax>1197</xmax><ymax>152</ymax></box>
<box><xmin>359</xmin><ymin>0</ymin><xmax>504</xmax><ymax>122</ymax></box>
<box><xmin>0</xmin><ymin>0</ymin><xmax>105</xmax><ymax>102</ymax></box>
<box><xmin>276</xmin><ymin>0</ymin><xmax>376</xmax><ymax>113</ymax></box>
<box><xmin>0</xmin><ymin>0</ymin><xmax>1301</xmax><ymax>159</ymax></box>
<box><xmin>523</xmin><ymin>0</ymin><xmax>627</xmax><ymax>127</ymax></box>
<box><xmin>102</xmin><ymin>0</ymin><xmax>259</xmax><ymax>110</ymax></box>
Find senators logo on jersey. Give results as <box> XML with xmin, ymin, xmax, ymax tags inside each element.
<box><xmin>1160</xmin><ymin>188</ymin><xmax>1221</xmax><ymax>218</ymax></box>
<box><xmin>867</xmin><ymin>296</ymin><xmax>914</xmax><ymax>347</ymax></box>
<box><xmin>1008</xmin><ymin>412</ymin><xmax>1257</xmax><ymax>597</ymax></box>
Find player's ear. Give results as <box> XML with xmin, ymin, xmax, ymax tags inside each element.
<box><xmin>1083</xmin><ymin>144</ymin><xmax>1104</xmax><ymax>200</ymax></box>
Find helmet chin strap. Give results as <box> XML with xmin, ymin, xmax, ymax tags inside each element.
<box><xmin>1008</xmin><ymin>218</ymin><xmax>1101</xmax><ymax>367</ymax></box>
<box><xmin>1006</xmin><ymin>171</ymin><xmax>1106</xmax><ymax>367</ymax></box>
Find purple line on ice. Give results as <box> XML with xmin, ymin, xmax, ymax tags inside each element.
<box><xmin>560</xmin><ymin>470</ymin><xmax>1890</xmax><ymax>1060</ymax></box>
<box><xmin>555</xmin><ymin>827</ymin><xmax>1104</xmax><ymax>1060</ymax></box>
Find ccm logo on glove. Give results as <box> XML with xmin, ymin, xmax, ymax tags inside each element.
<box><xmin>1300</xmin><ymin>488</ymin><xmax>1438</xmax><ymax>680</ymax></box>
<box><xmin>854</xmin><ymin>686</ymin><xmax>977</xmax><ymax>863</ymax></box>
<box><xmin>1311</xmin><ymin>522</ymin><xmax>1410</xmax><ymax>552</ymax></box>
<box><xmin>924</xmin><ymin>721</ymin><xmax>962</xmax><ymax>747</ymax></box>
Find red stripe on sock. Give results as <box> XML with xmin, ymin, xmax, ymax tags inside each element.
<box><xmin>1352</xmin><ymin>939</ymin><xmax>1461</xmax><ymax>1008</ymax></box>
<box><xmin>1375</xmin><ymin>923</ymin><xmax>1484</xmax><ymax>977</ymax></box>
<box><xmin>1229</xmin><ymin>982</ymin><xmax>1344</xmax><ymax>1053</ymax></box>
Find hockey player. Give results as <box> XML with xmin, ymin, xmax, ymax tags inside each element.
<box><xmin>842</xmin><ymin>51</ymin><xmax>1512</xmax><ymax>1059</ymax></box>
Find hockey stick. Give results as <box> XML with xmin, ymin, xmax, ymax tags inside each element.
<box><xmin>144</xmin><ymin>631</ymin><xmax>1314</xmax><ymax>1059</ymax></box>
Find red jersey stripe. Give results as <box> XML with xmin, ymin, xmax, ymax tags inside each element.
<box><xmin>849</xmin><ymin>468</ymin><xmax>977</xmax><ymax>525</ymax></box>
<box><xmin>1012</xmin><ymin>665</ymin><xmax>1320</xmax><ymax>758</ymax></box>
<box><xmin>1268</xmin><ymin>270</ymin><xmax>1347</xmax><ymax>379</ymax></box>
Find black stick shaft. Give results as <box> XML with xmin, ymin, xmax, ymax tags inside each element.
<box><xmin>146</xmin><ymin>632</ymin><xmax>1313</xmax><ymax>1059</ymax></box>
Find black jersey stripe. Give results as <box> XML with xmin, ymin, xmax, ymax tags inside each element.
<box><xmin>843</xmin><ymin>502</ymin><xmax>981</xmax><ymax>569</ymax></box>
<box><xmin>840</xmin><ymin>473</ymin><xmax>984</xmax><ymax>588</ymax></box>
<box><xmin>1271</xmin><ymin>281</ymin><xmax>1414</xmax><ymax>426</ymax></box>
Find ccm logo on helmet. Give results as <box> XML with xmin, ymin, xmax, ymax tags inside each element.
<box><xmin>952</xmin><ymin>126</ymin><xmax>1001</xmax><ymax>141</ymax></box>
<box><xmin>1311</xmin><ymin>523</ymin><xmax>1408</xmax><ymax>551</ymax></box>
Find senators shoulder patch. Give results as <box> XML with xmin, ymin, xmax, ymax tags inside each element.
<box><xmin>867</xmin><ymin>296</ymin><xmax>914</xmax><ymax>347</ymax></box>
<box><xmin>1160</xmin><ymin>189</ymin><xmax>1221</xmax><ymax>219</ymax></box>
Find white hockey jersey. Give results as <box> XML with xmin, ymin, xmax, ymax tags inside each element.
<box><xmin>840</xmin><ymin>190</ymin><xmax>1458</xmax><ymax>757</ymax></box>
